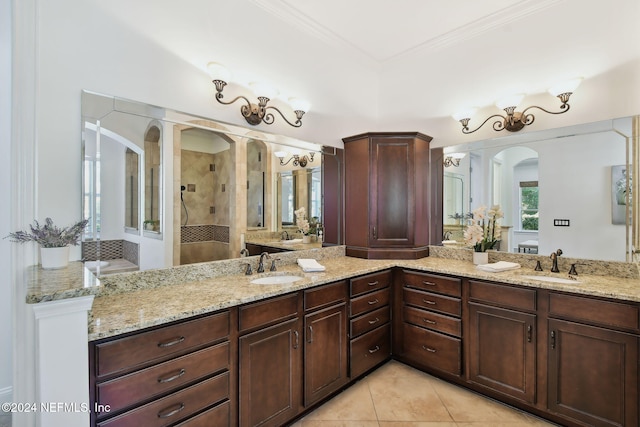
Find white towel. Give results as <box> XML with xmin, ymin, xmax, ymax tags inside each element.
<box><xmin>476</xmin><ymin>261</ymin><xmax>521</xmax><ymax>273</ymax></box>
<box><xmin>297</xmin><ymin>258</ymin><xmax>326</xmax><ymax>272</ymax></box>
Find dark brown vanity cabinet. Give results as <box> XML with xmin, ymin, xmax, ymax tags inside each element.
<box><xmin>342</xmin><ymin>132</ymin><xmax>441</xmax><ymax>259</ymax></box>
<box><xmin>467</xmin><ymin>280</ymin><xmax>537</xmax><ymax>404</ymax></box>
<box><xmin>348</xmin><ymin>270</ymin><xmax>392</xmax><ymax>378</ymax></box>
<box><xmin>89</xmin><ymin>310</ymin><xmax>233</xmax><ymax>427</ymax></box>
<box><xmin>546</xmin><ymin>292</ymin><xmax>639</xmax><ymax>427</ymax></box>
<box><xmin>396</xmin><ymin>270</ymin><xmax>462</xmax><ymax>376</ymax></box>
<box><xmin>238</xmin><ymin>293</ymin><xmax>302</xmax><ymax>427</ymax></box>
<box><xmin>303</xmin><ymin>280</ymin><xmax>349</xmax><ymax>406</ymax></box>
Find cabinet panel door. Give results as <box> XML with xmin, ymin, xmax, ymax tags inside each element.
<box><xmin>370</xmin><ymin>139</ymin><xmax>414</xmax><ymax>247</ymax></box>
<box><xmin>304</xmin><ymin>304</ymin><xmax>348</xmax><ymax>406</ymax></box>
<box><xmin>468</xmin><ymin>303</ymin><xmax>536</xmax><ymax>404</ymax></box>
<box><xmin>239</xmin><ymin>319</ymin><xmax>301</xmax><ymax>427</ymax></box>
<box><xmin>548</xmin><ymin>319</ymin><xmax>638</xmax><ymax>427</ymax></box>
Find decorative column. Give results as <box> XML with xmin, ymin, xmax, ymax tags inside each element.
<box><xmin>31</xmin><ymin>296</ymin><xmax>94</xmax><ymax>427</ymax></box>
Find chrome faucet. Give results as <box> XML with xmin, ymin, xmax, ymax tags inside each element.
<box><xmin>443</xmin><ymin>231</ymin><xmax>452</xmax><ymax>240</ymax></box>
<box><xmin>257</xmin><ymin>252</ymin><xmax>270</xmax><ymax>273</ymax></box>
<box><xmin>281</xmin><ymin>230</ymin><xmax>289</xmax><ymax>240</ymax></box>
<box><xmin>240</xmin><ymin>248</ymin><xmax>249</xmax><ymax>257</ymax></box>
<box><xmin>550</xmin><ymin>249</ymin><xmax>563</xmax><ymax>273</ymax></box>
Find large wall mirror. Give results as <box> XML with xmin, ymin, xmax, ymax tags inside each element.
<box><xmin>81</xmin><ymin>91</ymin><xmax>326</xmax><ymax>273</ymax></box>
<box><xmin>442</xmin><ymin>116</ymin><xmax>639</xmax><ymax>262</ymax></box>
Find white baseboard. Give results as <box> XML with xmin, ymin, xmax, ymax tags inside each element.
<box><xmin>0</xmin><ymin>386</ymin><xmax>11</xmax><ymax>403</ymax></box>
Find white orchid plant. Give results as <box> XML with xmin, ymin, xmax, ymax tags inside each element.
<box><xmin>294</xmin><ymin>207</ymin><xmax>311</xmax><ymax>235</ymax></box>
<box><xmin>464</xmin><ymin>205</ymin><xmax>503</xmax><ymax>252</ymax></box>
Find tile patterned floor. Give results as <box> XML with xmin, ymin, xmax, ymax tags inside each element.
<box><xmin>291</xmin><ymin>361</ymin><xmax>558</xmax><ymax>427</ymax></box>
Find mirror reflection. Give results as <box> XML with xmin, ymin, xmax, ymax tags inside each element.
<box><xmin>81</xmin><ymin>91</ymin><xmax>325</xmax><ymax>274</ymax></box>
<box><xmin>443</xmin><ymin>117</ymin><xmax>637</xmax><ymax>262</ymax></box>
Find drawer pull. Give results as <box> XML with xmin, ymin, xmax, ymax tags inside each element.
<box><xmin>157</xmin><ymin>336</ymin><xmax>185</xmax><ymax>348</ymax></box>
<box><xmin>157</xmin><ymin>402</ymin><xmax>185</xmax><ymax>419</ymax></box>
<box><xmin>368</xmin><ymin>345</ymin><xmax>380</xmax><ymax>354</ymax></box>
<box><xmin>368</xmin><ymin>299</ymin><xmax>379</xmax><ymax>305</ymax></box>
<box><xmin>422</xmin><ymin>281</ymin><xmax>436</xmax><ymax>286</ymax></box>
<box><xmin>368</xmin><ymin>317</ymin><xmax>380</xmax><ymax>325</ymax></box>
<box><xmin>422</xmin><ymin>318</ymin><xmax>436</xmax><ymax>325</ymax></box>
<box><xmin>422</xmin><ymin>299</ymin><xmax>436</xmax><ymax>305</ymax></box>
<box><xmin>157</xmin><ymin>368</ymin><xmax>186</xmax><ymax>384</ymax></box>
<box><xmin>368</xmin><ymin>281</ymin><xmax>379</xmax><ymax>287</ymax></box>
<box><xmin>422</xmin><ymin>345</ymin><xmax>437</xmax><ymax>353</ymax></box>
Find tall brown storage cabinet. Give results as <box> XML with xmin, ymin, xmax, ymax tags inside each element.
<box><xmin>342</xmin><ymin>132</ymin><xmax>441</xmax><ymax>259</ymax></box>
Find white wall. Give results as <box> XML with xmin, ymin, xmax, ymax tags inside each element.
<box><xmin>0</xmin><ymin>0</ymin><xmax>12</xmax><ymax>406</ymax></box>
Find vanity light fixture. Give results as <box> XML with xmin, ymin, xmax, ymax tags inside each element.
<box><xmin>274</xmin><ymin>150</ymin><xmax>315</xmax><ymax>167</ymax></box>
<box><xmin>443</xmin><ymin>152</ymin><xmax>466</xmax><ymax>167</ymax></box>
<box><xmin>453</xmin><ymin>78</ymin><xmax>583</xmax><ymax>134</ymax></box>
<box><xmin>207</xmin><ymin>62</ymin><xmax>310</xmax><ymax>128</ymax></box>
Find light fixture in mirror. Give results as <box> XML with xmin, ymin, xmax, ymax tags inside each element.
<box><xmin>275</xmin><ymin>150</ymin><xmax>316</xmax><ymax>167</ymax></box>
<box><xmin>442</xmin><ymin>116</ymin><xmax>637</xmax><ymax>262</ymax></box>
<box><xmin>443</xmin><ymin>152</ymin><xmax>466</xmax><ymax>167</ymax></box>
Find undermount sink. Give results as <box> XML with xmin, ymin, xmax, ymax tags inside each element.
<box><xmin>279</xmin><ymin>238</ymin><xmax>303</xmax><ymax>244</ymax></box>
<box><xmin>520</xmin><ymin>275</ymin><xmax>581</xmax><ymax>285</ymax></box>
<box><xmin>250</xmin><ymin>275</ymin><xmax>303</xmax><ymax>285</ymax></box>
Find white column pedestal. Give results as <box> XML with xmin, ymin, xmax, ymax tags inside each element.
<box><xmin>31</xmin><ymin>296</ymin><xmax>94</xmax><ymax>427</ymax></box>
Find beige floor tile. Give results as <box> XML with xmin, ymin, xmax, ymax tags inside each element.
<box><xmin>428</xmin><ymin>378</ymin><xmax>528</xmax><ymax>423</ymax></box>
<box><xmin>290</xmin><ymin>421</ymin><xmax>380</xmax><ymax>427</ymax></box>
<box><xmin>367</xmin><ymin>362</ymin><xmax>453</xmax><ymax>422</ymax></box>
<box><xmin>301</xmin><ymin>379</ymin><xmax>378</xmax><ymax>422</ymax></box>
<box><xmin>378</xmin><ymin>422</ymin><xmax>457</xmax><ymax>427</ymax></box>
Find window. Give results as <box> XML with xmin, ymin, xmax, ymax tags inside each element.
<box><xmin>520</xmin><ymin>181</ymin><xmax>538</xmax><ymax>230</ymax></box>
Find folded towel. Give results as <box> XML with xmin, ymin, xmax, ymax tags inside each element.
<box><xmin>476</xmin><ymin>261</ymin><xmax>521</xmax><ymax>273</ymax></box>
<box><xmin>297</xmin><ymin>258</ymin><xmax>326</xmax><ymax>272</ymax></box>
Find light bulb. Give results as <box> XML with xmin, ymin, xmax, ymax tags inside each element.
<box><xmin>548</xmin><ymin>77</ymin><xmax>583</xmax><ymax>96</ymax></box>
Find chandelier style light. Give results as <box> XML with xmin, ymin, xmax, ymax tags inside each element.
<box><xmin>274</xmin><ymin>150</ymin><xmax>315</xmax><ymax>167</ymax></box>
<box><xmin>453</xmin><ymin>78</ymin><xmax>582</xmax><ymax>134</ymax></box>
<box><xmin>207</xmin><ymin>62</ymin><xmax>310</xmax><ymax>128</ymax></box>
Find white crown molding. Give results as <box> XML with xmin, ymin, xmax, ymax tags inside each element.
<box><xmin>251</xmin><ymin>0</ymin><xmax>564</xmax><ymax>64</ymax></box>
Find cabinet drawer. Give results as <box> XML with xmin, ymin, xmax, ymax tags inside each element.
<box><xmin>350</xmin><ymin>306</ymin><xmax>390</xmax><ymax>338</ymax></box>
<box><xmin>469</xmin><ymin>280</ymin><xmax>536</xmax><ymax>312</ymax></box>
<box><xmin>403</xmin><ymin>288</ymin><xmax>461</xmax><ymax>317</ymax></box>
<box><xmin>549</xmin><ymin>292</ymin><xmax>640</xmax><ymax>332</ymax></box>
<box><xmin>97</xmin><ymin>372</ymin><xmax>229</xmax><ymax>427</ymax></box>
<box><xmin>350</xmin><ymin>270</ymin><xmax>391</xmax><ymax>297</ymax></box>
<box><xmin>95</xmin><ymin>311</ymin><xmax>230</xmax><ymax>378</ymax></box>
<box><xmin>305</xmin><ymin>280</ymin><xmax>348</xmax><ymax>311</ymax></box>
<box><xmin>239</xmin><ymin>292</ymin><xmax>299</xmax><ymax>333</ymax></box>
<box><xmin>403</xmin><ymin>306</ymin><xmax>461</xmax><ymax>337</ymax></box>
<box><xmin>402</xmin><ymin>323</ymin><xmax>461</xmax><ymax>375</ymax></box>
<box><xmin>174</xmin><ymin>401</ymin><xmax>230</xmax><ymax>427</ymax></box>
<box><xmin>96</xmin><ymin>342</ymin><xmax>229</xmax><ymax>415</ymax></box>
<box><xmin>350</xmin><ymin>324</ymin><xmax>391</xmax><ymax>379</ymax></box>
<box><xmin>350</xmin><ymin>288</ymin><xmax>390</xmax><ymax>317</ymax></box>
<box><xmin>403</xmin><ymin>270</ymin><xmax>461</xmax><ymax>297</ymax></box>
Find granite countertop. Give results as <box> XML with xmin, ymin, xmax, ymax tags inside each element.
<box><xmin>25</xmin><ymin>246</ymin><xmax>640</xmax><ymax>342</ymax></box>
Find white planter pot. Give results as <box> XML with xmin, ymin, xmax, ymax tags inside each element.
<box><xmin>302</xmin><ymin>235</ymin><xmax>311</xmax><ymax>244</ymax></box>
<box><xmin>472</xmin><ymin>251</ymin><xmax>489</xmax><ymax>265</ymax></box>
<box><xmin>40</xmin><ymin>246</ymin><xmax>70</xmax><ymax>269</ymax></box>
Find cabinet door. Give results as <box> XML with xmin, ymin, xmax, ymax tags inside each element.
<box><xmin>467</xmin><ymin>303</ymin><xmax>536</xmax><ymax>404</ymax></box>
<box><xmin>370</xmin><ymin>138</ymin><xmax>414</xmax><ymax>247</ymax></box>
<box><xmin>548</xmin><ymin>319</ymin><xmax>638</xmax><ymax>427</ymax></box>
<box><xmin>304</xmin><ymin>303</ymin><xmax>348</xmax><ymax>406</ymax></box>
<box><xmin>239</xmin><ymin>318</ymin><xmax>301</xmax><ymax>427</ymax></box>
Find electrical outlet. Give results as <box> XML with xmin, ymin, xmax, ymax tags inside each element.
<box><xmin>554</xmin><ymin>219</ymin><xmax>570</xmax><ymax>226</ymax></box>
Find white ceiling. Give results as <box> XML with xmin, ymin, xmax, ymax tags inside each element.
<box><xmin>92</xmin><ymin>0</ymin><xmax>640</xmax><ymax>145</ymax></box>
<box><xmin>252</xmin><ymin>0</ymin><xmax>555</xmax><ymax>63</ymax></box>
